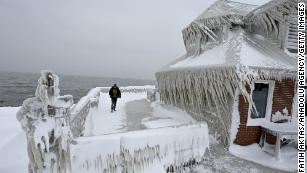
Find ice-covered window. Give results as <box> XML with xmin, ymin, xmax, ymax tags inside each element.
<box><xmin>251</xmin><ymin>83</ymin><xmax>269</xmax><ymax>119</ymax></box>
<box><xmin>247</xmin><ymin>80</ymin><xmax>275</xmax><ymax>125</ymax></box>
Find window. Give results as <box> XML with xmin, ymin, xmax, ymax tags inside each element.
<box><xmin>251</xmin><ymin>83</ymin><xmax>269</xmax><ymax>119</ymax></box>
<box><xmin>247</xmin><ymin>80</ymin><xmax>275</xmax><ymax>125</ymax></box>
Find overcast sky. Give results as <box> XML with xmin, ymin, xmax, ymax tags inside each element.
<box><xmin>0</xmin><ymin>0</ymin><xmax>269</xmax><ymax>80</ymax></box>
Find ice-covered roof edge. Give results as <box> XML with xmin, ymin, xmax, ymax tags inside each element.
<box><xmin>181</xmin><ymin>0</ymin><xmax>258</xmax><ymax>55</ymax></box>
<box><xmin>244</xmin><ymin>0</ymin><xmax>306</xmax><ymax>40</ymax></box>
<box><xmin>158</xmin><ymin>29</ymin><xmax>297</xmax><ymax>74</ymax></box>
<box><xmin>192</xmin><ymin>0</ymin><xmax>258</xmax><ymax>25</ymax></box>
<box><xmin>246</xmin><ymin>0</ymin><xmax>304</xmax><ymax>17</ymax></box>
<box><xmin>181</xmin><ymin>0</ymin><xmax>305</xmax><ymax>57</ymax></box>
<box><xmin>156</xmin><ymin>63</ymin><xmax>297</xmax><ymax>81</ymax></box>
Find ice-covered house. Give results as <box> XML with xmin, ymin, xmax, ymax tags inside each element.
<box><xmin>156</xmin><ymin>0</ymin><xmax>303</xmax><ymax>153</ymax></box>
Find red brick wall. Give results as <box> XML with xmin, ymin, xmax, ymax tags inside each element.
<box><xmin>265</xmin><ymin>79</ymin><xmax>295</xmax><ymax>145</ymax></box>
<box><xmin>234</xmin><ymin>95</ymin><xmax>261</xmax><ymax>145</ymax></box>
<box><xmin>271</xmin><ymin>79</ymin><xmax>295</xmax><ymax>118</ymax></box>
<box><xmin>234</xmin><ymin>79</ymin><xmax>295</xmax><ymax>146</ymax></box>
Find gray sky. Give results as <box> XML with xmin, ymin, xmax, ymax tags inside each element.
<box><xmin>0</xmin><ymin>0</ymin><xmax>269</xmax><ymax>80</ymax></box>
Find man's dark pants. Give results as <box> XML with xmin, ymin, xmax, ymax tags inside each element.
<box><xmin>111</xmin><ymin>97</ymin><xmax>117</xmax><ymax>111</ymax></box>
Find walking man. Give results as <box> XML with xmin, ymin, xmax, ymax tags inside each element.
<box><xmin>109</xmin><ymin>84</ymin><xmax>121</xmax><ymax>112</ymax></box>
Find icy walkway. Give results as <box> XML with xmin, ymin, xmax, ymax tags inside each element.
<box><xmin>90</xmin><ymin>92</ymin><xmax>195</xmax><ymax>135</ymax></box>
<box><xmin>91</xmin><ymin>92</ymin><xmax>147</xmax><ymax>135</ymax></box>
<box><xmin>125</xmin><ymin>99</ymin><xmax>152</xmax><ymax>131</ymax></box>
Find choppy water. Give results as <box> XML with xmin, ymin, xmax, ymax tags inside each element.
<box><xmin>0</xmin><ymin>71</ymin><xmax>154</xmax><ymax>107</ymax></box>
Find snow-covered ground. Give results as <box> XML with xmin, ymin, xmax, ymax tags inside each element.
<box><xmin>141</xmin><ymin>101</ymin><xmax>196</xmax><ymax>128</ymax></box>
<box><xmin>89</xmin><ymin>91</ymin><xmax>196</xmax><ymax>135</ymax></box>
<box><xmin>230</xmin><ymin>144</ymin><xmax>297</xmax><ymax>172</ymax></box>
<box><xmin>0</xmin><ymin>91</ymin><xmax>297</xmax><ymax>173</ymax></box>
<box><xmin>0</xmin><ymin>107</ymin><xmax>28</xmax><ymax>172</ymax></box>
<box><xmin>91</xmin><ymin>92</ymin><xmax>147</xmax><ymax>135</ymax></box>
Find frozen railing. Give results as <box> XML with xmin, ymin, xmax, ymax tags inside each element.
<box><xmin>71</xmin><ymin>123</ymin><xmax>209</xmax><ymax>173</ymax></box>
<box><xmin>69</xmin><ymin>88</ymin><xmax>101</xmax><ymax>138</ymax></box>
<box><xmin>69</xmin><ymin>86</ymin><xmax>156</xmax><ymax>138</ymax></box>
<box><xmin>97</xmin><ymin>85</ymin><xmax>156</xmax><ymax>93</ymax></box>
<box><xmin>17</xmin><ymin>71</ymin><xmax>74</xmax><ymax>173</ymax></box>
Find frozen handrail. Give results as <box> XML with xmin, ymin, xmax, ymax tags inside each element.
<box><xmin>69</xmin><ymin>88</ymin><xmax>101</xmax><ymax>138</ymax></box>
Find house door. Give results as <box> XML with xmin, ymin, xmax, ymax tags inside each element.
<box><xmin>251</xmin><ymin>83</ymin><xmax>269</xmax><ymax>118</ymax></box>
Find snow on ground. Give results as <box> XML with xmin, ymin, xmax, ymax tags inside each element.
<box><xmin>230</xmin><ymin>143</ymin><xmax>297</xmax><ymax>172</ymax></box>
<box><xmin>125</xmin><ymin>99</ymin><xmax>152</xmax><ymax>131</ymax></box>
<box><xmin>197</xmin><ymin>143</ymin><xmax>292</xmax><ymax>173</ymax></box>
<box><xmin>0</xmin><ymin>107</ymin><xmax>28</xmax><ymax>172</ymax></box>
<box><xmin>0</xmin><ymin>107</ymin><xmax>20</xmax><ymax>148</ymax></box>
<box><xmin>90</xmin><ymin>91</ymin><xmax>197</xmax><ymax>135</ymax></box>
<box><xmin>142</xmin><ymin>101</ymin><xmax>196</xmax><ymax>128</ymax></box>
<box><xmin>90</xmin><ymin>92</ymin><xmax>147</xmax><ymax>135</ymax></box>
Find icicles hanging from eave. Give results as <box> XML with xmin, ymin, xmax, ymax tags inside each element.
<box><xmin>182</xmin><ymin>15</ymin><xmax>245</xmax><ymax>56</ymax></box>
<box><xmin>156</xmin><ymin>66</ymin><xmax>239</xmax><ymax>109</ymax></box>
<box><xmin>156</xmin><ymin>65</ymin><xmax>241</xmax><ymax>146</ymax></box>
<box><xmin>239</xmin><ymin>66</ymin><xmax>297</xmax><ymax>82</ymax></box>
<box><xmin>244</xmin><ymin>0</ymin><xmax>301</xmax><ymax>40</ymax></box>
<box><xmin>182</xmin><ymin>22</ymin><xmax>218</xmax><ymax>56</ymax></box>
<box><xmin>236</xmin><ymin>64</ymin><xmax>297</xmax><ymax>109</ymax></box>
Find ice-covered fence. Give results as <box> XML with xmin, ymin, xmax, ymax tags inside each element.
<box><xmin>121</xmin><ymin>123</ymin><xmax>209</xmax><ymax>173</ymax></box>
<box><xmin>71</xmin><ymin>135</ymin><xmax>121</xmax><ymax>173</ymax></box>
<box><xmin>70</xmin><ymin>88</ymin><xmax>101</xmax><ymax>138</ymax></box>
<box><xmin>97</xmin><ymin>85</ymin><xmax>156</xmax><ymax>93</ymax></box>
<box><xmin>69</xmin><ymin>86</ymin><xmax>155</xmax><ymax>138</ymax></box>
<box><xmin>71</xmin><ymin>123</ymin><xmax>209</xmax><ymax>173</ymax></box>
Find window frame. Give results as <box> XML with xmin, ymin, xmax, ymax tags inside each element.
<box><xmin>247</xmin><ymin>80</ymin><xmax>275</xmax><ymax>126</ymax></box>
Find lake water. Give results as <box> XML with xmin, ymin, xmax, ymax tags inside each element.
<box><xmin>0</xmin><ymin>71</ymin><xmax>154</xmax><ymax>107</ymax></box>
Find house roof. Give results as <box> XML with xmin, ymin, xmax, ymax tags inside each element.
<box><xmin>182</xmin><ymin>0</ymin><xmax>304</xmax><ymax>57</ymax></box>
<box><xmin>195</xmin><ymin>0</ymin><xmax>257</xmax><ymax>22</ymax></box>
<box><xmin>167</xmin><ymin>29</ymin><xmax>296</xmax><ymax>73</ymax></box>
<box><xmin>181</xmin><ymin>0</ymin><xmax>257</xmax><ymax>56</ymax></box>
<box><xmin>244</xmin><ymin>0</ymin><xmax>305</xmax><ymax>37</ymax></box>
<box><xmin>246</xmin><ymin>0</ymin><xmax>302</xmax><ymax>18</ymax></box>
